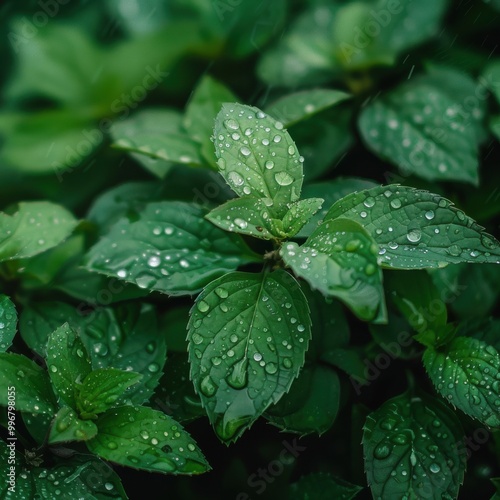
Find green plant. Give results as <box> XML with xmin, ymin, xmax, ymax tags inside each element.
<box><xmin>2</xmin><ymin>1</ymin><xmax>500</xmax><ymax>499</ymax></box>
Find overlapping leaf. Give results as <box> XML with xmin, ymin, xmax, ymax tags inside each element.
<box><xmin>326</xmin><ymin>185</ymin><xmax>500</xmax><ymax>268</ymax></box>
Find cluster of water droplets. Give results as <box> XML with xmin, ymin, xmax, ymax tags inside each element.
<box><xmin>215</xmin><ymin>105</ymin><xmax>303</xmax><ymax>203</ymax></box>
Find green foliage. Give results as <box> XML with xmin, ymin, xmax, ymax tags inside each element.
<box><xmin>1</xmin><ymin>2</ymin><xmax>500</xmax><ymax>498</ymax></box>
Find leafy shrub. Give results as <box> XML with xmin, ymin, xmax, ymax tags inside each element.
<box><xmin>1</xmin><ymin>1</ymin><xmax>500</xmax><ymax>499</ymax></box>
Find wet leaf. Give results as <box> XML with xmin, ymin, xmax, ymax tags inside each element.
<box><xmin>87</xmin><ymin>406</ymin><xmax>209</xmax><ymax>474</ymax></box>
<box><xmin>281</xmin><ymin>218</ymin><xmax>386</xmax><ymax>323</ymax></box>
<box><xmin>0</xmin><ymin>353</ymin><xmax>56</xmax><ymax>414</ymax></box>
<box><xmin>213</xmin><ymin>103</ymin><xmax>304</xmax><ymax>215</ymax></box>
<box><xmin>188</xmin><ymin>270</ymin><xmax>311</xmax><ymax>443</ymax></box>
<box><xmin>326</xmin><ymin>185</ymin><xmax>500</xmax><ymax>269</ymax></box>
<box><xmin>0</xmin><ymin>201</ymin><xmax>77</xmax><ymax>262</ymax></box>
<box><xmin>359</xmin><ymin>68</ymin><xmax>486</xmax><ymax>185</ymax></box>
<box><xmin>85</xmin><ymin>201</ymin><xmax>260</xmax><ymax>295</ymax></box>
<box><xmin>423</xmin><ymin>335</ymin><xmax>500</xmax><ymax>427</ymax></box>
<box><xmin>184</xmin><ymin>75</ymin><xmax>237</xmax><ymax>167</ymax></box>
<box><xmin>77</xmin><ymin>368</ymin><xmax>143</xmax><ymax>419</ymax></box>
<box><xmin>48</xmin><ymin>406</ymin><xmax>98</xmax><ymax>444</ymax></box>
<box><xmin>266</xmin><ymin>89</ymin><xmax>351</xmax><ymax>127</ymax></box>
<box><xmin>46</xmin><ymin>323</ymin><xmax>92</xmax><ymax>409</ymax></box>
<box><xmin>363</xmin><ymin>391</ymin><xmax>466</xmax><ymax>499</ymax></box>
<box><xmin>0</xmin><ymin>295</ymin><xmax>17</xmax><ymax>352</ymax></box>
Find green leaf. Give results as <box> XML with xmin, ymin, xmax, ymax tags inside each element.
<box><xmin>456</xmin><ymin>317</ymin><xmax>500</xmax><ymax>351</ymax></box>
<box><xmin>369</xmin><ymin>308</ymin><xmax>422</xmax><ymax>361</ymax></box>
<box><xmin>111</xmin><ymin>108</ymin><xmax>204</xmax><ymax>176</ymax></box>
<box><xmin>188</xmin><ymin>270</ymin><xmax>311</xmax><ymax>443</ymax></box>
<box><xmin>213</xmin><ymin>103</ymin><xmax>304</xmax><ymax>214</ymax></box>
<box><xmin>7</xmin><ymin>234</ymin><xmax>83</xmax><ymax>289</ymax></box>
<box><xmin>75</xmin><ymin>304</ymin><xmax>166</xmax><ymax>406</ymax></box>
<box><xmin>184</xmin><ymin>76</ymin><xmax>238</xmax><ymax>167</ymax></box>
<box><xmin>21</xmin><ymin>302</ymin><xmax>165</xmax><ymax>405</ymax></box>
<box><xmin>85</xmin><ymin>201</ymin><xmax>260</xmax><ymax>295</ymax></box>
<box><xmin>266</xmin><ymin>285</ymin><xmax>347</xmax><ymax>434</ymax></box>
<box><xmin>266</xmin><ymin>365</ymin><xmax>340</xmax><ymax>436</ymax></box>
<box><xmin>430</xmin><ymin>263</ymin><xmax>500</xmax><ymax>319</ymax></box>
<box><xmin>363</xmin><ymin>391</ymin><xmax>466</xmax><ymax>500</ymax></box>
<box><xmin>290</xmin><ymin>472</ymin><xmax>363</xmax><ymax>500</ymax></box>
<box><xmin>282</xmin><ymin>198</ymin><xmax>324</xmax><ymax>237</ymax></box>
<box><xmin>86</xmin><ymin>181</ymin><xmax>168</xmax><ymax>235</ymax></box>
<box><xmin>281</xmin><ymin>218</ymin><xmax>386</xmax><ymax>323</ymax></box>
<box><xmin>333</xmin><ymin>0</ymin><xmax>448</xmax><ymax>69</ymax></box>
<box><xmin>87</xmin><ymin>406</ymin><xmax>209</xmax><ymax>474</ymax></box>
<box><xmin>31</xmin><ymin>456</ymin><xmax>128</xmax><ymax>499</ymax></box>
<box><xmin>206</xmin><ymin>197</ymin><xmax>279</xmax><ymax>240</ymax></box>
<box><xmin>358</xmin><ymin>68</ymin><xmax>486</xmax><ymax>185</ymax></box>
<box><xmin>484</xmin><ymin>61</ymin><xmax>500</xmax><ymax>104</ymax></box>
<box><xmin>0</xmin><ymin>110</ymin><xmax>95</xmax><ymax>174</ymax></box>
<box><xmin>325</xmin><ymin>185</ymin><xmax>500</xmax><ymax>268</ymax></box>
<box><xmin>0</xmin><ymin>353</ymin><xmax>56</xmax><ymax>414</ymax></box>
<box><xmin>384</xmin><ymin>270</ymin><xmax>447</xmax><ymax>333</ymax></box>
<box><xmin>290</xmin><ymin>111</ymin><xmax>354</xmax><ymax>181</ymax></box>
<box><xmin>46</xmin><ymin>323</ymin><xmax>92</xmax><ymax>409</ymax></box>
<box><xmin>266</xmin><ymin>89</ymin><xmax>351</xmax><ymax>127</ymax></box>
<box><xmin>423</xmin><ymin>336</ymin><xmax>500</xmax><ymax>427</ymax></box>
<box><xmin>19</xmin><ymin>301</ymin><xmax>82</xmax><ymax>357</ymax></box>
<box><xmin>0</xmin><ymin>295</ymin><xmax>17</xmax><ymax>352</ymax></box>
<box><xmin>152</xmin><ymin>352</ymin><xmax>204</xmax><ymax>423</ymax></box>
<box><xmin>258</xmin><ymin>5</ymin><xmax>341</xmax><ymax>88</ymax></box>
<box><xmin>48</xmin><ymin>406</ymin><xmax>98</xmax><ymax>444</ymax></box>
<box><xmin>77</xmin><ymin>368</ymin><xmax>143</xmax><ymax>419</ymax></box>
<box><xmin>0</xmin><ymin>201</ymin><xmax>77</xmax><ymax>262</ymax></box>
<box><xmin>5</xmin><ymin>23</ymin><xmax>103</xmax><ymax>105</ymax></box>
<box><xmin>297</xmin><ymin>178</ymin><xmax>378</xmax><ymax>238</ymax></box>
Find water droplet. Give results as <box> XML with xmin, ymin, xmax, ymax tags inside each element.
<box><xmin>224</xmin><ymin>119</ymin><xmax>239</xmax><ymax>130</ymax></box>
<box><xmin>240</xmin><ymin>146</ymin><xmax>251</xmax><ymax>157</ymax></box>
<box><xmin>135</xmin><ymin>273</ymin><xmax>156</xmax><ymax>289</ymax></box>
<box><xmin>265</xmin><ymin>363</ymin><xmax>277</xmax><ymax>374</ymax></box>
<box><xmin>200</xmin><ymin>375</ymin><xmax>216</xmax><ymax>397</ymax></box>
<box><xmin>390</xmin><ymin>199</ymin><xmax>402</xmax><ymax>209</ymax></box>
<box><xmin>265</xmin><ymin>160</ymin><xmax>274</xmax><ymax>170</ymax></box>
<box><xmin>448</xmin><ymin>245</ymin><xmax>461</xmax><ymax>257</ymax></box>
<box><xmin>253</xmin><ymin>353</ymin><xmax>262</xmax><ymax>362</ymax></box>
<box><xmin>148</xmin><ymin>256</ymin><xmax>161</xmax><ymax>268</ymax></box>
<box><xmin>282</xmin><ymin>358</ymin><xmax>292</xmax><ymax>369</ymax></box>
<box><xmin>117</xmin><ymin>269</ymin><xmax>127</xmax><ymax>278</ymax></box>
<box><xmin>287</xmin><ymin>145</ymin><xmax>295</xmax><ymax>155</ymax></box>
<box><xmin>273</xmin><ymin>135</ymin><xmax>282</xmax><ymax>143</ymax></box>
<box><xmin>234</xmin><ymin>218</ymin><xmax>248</xmax><ymax>229</ymax></box>
<box><xmin>364</xmin><ymin>197</ymin><xmax>375</xmax><ymax>208</ymax></box>
<box><xmin>215</xmin><ymin>287</ymin><xmax>229</xmax><ymax>299</ymax></box>
<box><xmin>228</xmin><ymin>171</ymin><xmax>244</xmax><ymax>186</ymax></box>
<box><xmin>407</xmin><ymin>229</ymin><xmax>422</xmax><ymax>243</ymax></box>
<box><xmin>227</xmin><ymin>358</ymin><xmax>248</xmax><ymax>389</ymax></box>
<box><xmin>374</xmin><ymin>443</ymin><xmax>391</xmax><ymax>459</ymax></box>
<box><xmin>380</xmin><ymin>417</ymin><xmax>396</xmax><ymax>431</ymax></box>
<box><xmin>425</xmin><ymin>210</ymin><xmax>435</xmax><ymax>220</ymax></box>
<box><xmin>197</xmin><ymin>300</ymin><xmax>209</xmax><ymax>313</ymax></box>
<box><xmin>274</xmin><ymin>172</ymin><xmax>294</xmax><ymax>186</ymax></box>
<box><xmin>429</xmin><ymin>463</ymin><xmax>441</xmax><ymax>473</ymax></box>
